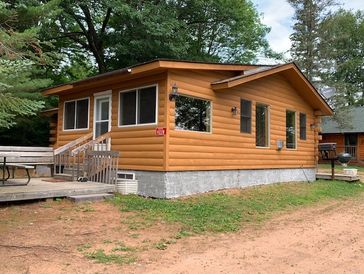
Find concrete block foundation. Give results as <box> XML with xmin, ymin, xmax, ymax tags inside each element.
<box><xmin>126</xmin><ymin>168</ymin><xmax>316</xmax><ymax>198</ymax></box>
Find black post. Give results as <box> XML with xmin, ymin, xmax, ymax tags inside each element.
<box><xmin>331</xmin><ymin>159</ymin><xmax>335</xmax><ymax>180</ymax></box>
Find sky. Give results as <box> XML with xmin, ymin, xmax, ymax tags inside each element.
<box><xmin>253</xmin><ymin>0</ymin><xmax>364</xmax><ymax>57</ymax></box>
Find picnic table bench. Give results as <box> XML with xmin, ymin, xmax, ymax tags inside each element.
<box><xmin>0</xmin><ymin>147</ymin><xmax>54</xmax><ymax>186</ymax></box>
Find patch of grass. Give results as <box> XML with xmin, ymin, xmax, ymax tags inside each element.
<box><xmin>174</xmin><ymin>230</ymin><xmax>193</xmax><ymax>239</ymax></box>
<box><xmin>75</xmin><ymin>203</ymin><xmax>95</xmax><ymax>212</ymax></box>
<box><xmin>77</xmin><ymin>243</ymin><xmax>92</xmax><ymax>252</ymax></box>
<box><xmin>111</xmin><ymin>180</ymin><xmax>364</xmax><ymax>234</ymax></box>
<box><xmin>85</xmin><ymin>249</ymin><xmax>136</xmax><ymax>265</ymax></box>
<box><xmin>112</xmin><ymin>244</ymin><xmax>136</xmax><ymax>252</ymax></box>
<box><xmin>318</xmin><ymin>164</ymin><xmax>364</xmax><ymax>172</ymax></box>
<box><xmin>153</xmin><ymin>238</ymin><xmax>176</xmax><ymax>250</ymax></box>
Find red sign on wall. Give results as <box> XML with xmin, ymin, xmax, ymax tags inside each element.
<box><xmin>155</xmin><ymin>127</ymin><xmax>167</xmax><ymax>136</ymax></box>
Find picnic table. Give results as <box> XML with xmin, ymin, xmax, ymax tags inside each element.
<box><xmin>1</xmin><ymin>152</ymin><xmax>34</xmax><ymax>186</ymax></box>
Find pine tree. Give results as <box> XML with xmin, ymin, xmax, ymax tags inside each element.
<box><xmin>288</xmin><ymin>0</ymin><xmax>335</xmax><ymax>82</ymax></box>
<box><xmin>0</xmin><ymin>1</ymin><xmax>56</xmax><ymax>128</ymax></box>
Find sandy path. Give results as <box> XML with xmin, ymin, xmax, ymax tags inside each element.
<box><xmin>1</xmin><ymin>195</ymin><xmax>363</xmax><ymax>274</ymax></box>
<box><xmin>141</xmin><ymin>197</ymin><xmax>364</xmax><ymax>274</ymax></box>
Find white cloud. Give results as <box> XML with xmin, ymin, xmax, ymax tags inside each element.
<box><xmin>254</xmin><ymin>0</ymin><xmax>294</xmax><ymax>53</ymax></box>
<box><xmin>253</xmin><ymin>0</ymin><xmax>364</xmax><ymax>57</ymax></box>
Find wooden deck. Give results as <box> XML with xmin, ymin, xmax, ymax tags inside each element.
<box><xmin>0</xmin><ymin>178</ymin><xmax>115</xmax><ymax>202</ymax></box>
<box><xmin>316</xmin><ymin>173</ymin><xmax>360</xmax><ymax>182</ymax></box>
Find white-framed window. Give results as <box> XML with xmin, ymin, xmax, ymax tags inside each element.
<box><xmin>63</xmin><ymin>97</ymin><xmax>89</xmax><ymax>130</ymax></box>
<box><xmin>118</xmin><ymin>84</ymin><xmax>157</xmax><ymax>127</ymax></box>
<box><xmin>256</xmin><ymin>103</ymin><xmax>269</xmax><ymax>147</ymax></box>
<box><xmin>175</xmin><ymin>94</ymin><xmax>211</xmax><ymax>133</ymax></box>
<box><xmin>286</xmin><ymin>110</ymin><xmax>296</xmax><ymax>149</ymax></box>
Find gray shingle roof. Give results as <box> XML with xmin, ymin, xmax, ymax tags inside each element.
<box><xmin>321</xmin><ymin>106</ymin><xmax>364</xmax><ymax>133</ymax></box>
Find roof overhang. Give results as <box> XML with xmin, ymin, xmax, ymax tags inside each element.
<box><xmin>211</xmin><ymin>63</ymin><xmax>333</xmax><ymax>116</ymax></box>
<box><xmin>42</xmin><ymin>59</ymin><xmax>263</xmax><ymax>96</ymax></box>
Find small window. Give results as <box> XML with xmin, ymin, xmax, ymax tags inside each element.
<box><xmin>286</xmin><ymin>110</ymin><xmax>296</xmax><ymax>149</ymax></box>
<box><xmin>256</xmin><ymin>104</ymin><xmax>269</xmax><ymax>147</ymax></box>
<box><xmin>119</xmin><ymin>85</ymin><xmax>157</xmax><ymax>126</ymax></box>
<box><xmin>300</xmin><ymin>113</ymin><xmax>307</xmax><ymax>140</ymax></box>
<box><xmin>64</xmin><ymin>98</ymin><xmax>89</xmax><ymax>130</ymax></box>
<box><xmin>240</xmin><ymin>99</ymin><xmax>252</xmax><ymax>133</ymax></box>
<box><xmin>175</xmin><ymin>95</ymin><xmax>211</xmax><ymax>132</ymax></box>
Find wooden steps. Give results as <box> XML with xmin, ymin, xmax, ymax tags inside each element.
<box><xmin>67</xmin><ymin>193</ymin><xmax>114</xmax><ymax>203</ymax></box>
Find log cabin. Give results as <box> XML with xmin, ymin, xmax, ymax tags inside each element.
<box><xmin>320</xmin><ymin>106</ymin><xmax>364</xmax><ymax>164</ymax></box>
<box><xmin>42</xmin><ymin>59</ymin><xmax>333</xmax><ymax>198</ymax></box>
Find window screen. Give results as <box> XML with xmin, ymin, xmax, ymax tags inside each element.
<box><xmin>64</xmin><ymin>101</ymin><xmax>75</xmax><ymax>130</ymax></box>
<box><xmin>138</xmin><ymin>86</ymin><xmax>156</xmax><ymax>124</ymax></box>
<box><xmin>299</xmin><ymin>113</ymin><xmax>306</xmax><ymax>140</ymax></box>
<box><xmin>119</xmin><ymin>90</ymin><xmax>137</xmax><ymax>126</ymax></box>
<box><xmin>240</xmin><ymin>99</ymin><xmax>252</xmax><ymax>133</ymax></box>
<box><xmin>286</xmin><ymin>110</ymin><xmax>296</xmax><ymax>149</ymax></box>
<box><xmin>119</xmin><ymin>86</ymin><xmax>157</xmax><ymax>126</ymax></box>
<box><xmin>76</xmin><ymin>99</ymin><xmax>89</xmax><ymax>129</ymax></box>
<box><xmin>64</xmin><ymin>98</ymin><xmax>89</xmax><ymax>130</ymax></box>
<box><xmin>256</xmin><ymin>104</ymin><xmax>269</xmax><ymax>147</ymax></box>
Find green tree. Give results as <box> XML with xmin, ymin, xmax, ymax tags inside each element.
<box><xmin>288</xmin><ymin>0</ymin><xmax>336</xmax><ymax>82</ymax></box>
<box><xmin>174</xmin><ymin>0</ymin><xmax>271</xmax><ymax>63</ymax></box>
<box><xmin>42</xmin><ymin>0</ymin><xmax>273</xmax><ymax>73</ymax></box>
<box><xmin>0</xmin><ymin>0</ymin><xmax>57</xmax><ymax>128</ymax></box>
<box><xmin>319</xmin><ymin>9</ymin><xmax>364</xmax><ymax>107</ymax></box>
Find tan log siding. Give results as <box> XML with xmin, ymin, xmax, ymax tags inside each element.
<box><xmin>57</xmin><ymin>73</ymin><xmax>168</xmax><ymax>171</ymax></box>
<box><xmin>167</xmin><ymin>69</ymin><xmax>316</xmax><ymax>171</ymax></box>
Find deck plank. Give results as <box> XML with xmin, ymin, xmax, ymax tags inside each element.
<box><xmin>0</xmin><ymin>178</ymin><xmax>115</xmax><ymax>202</ymax></box>
<box><xmin>316</xmin><ymin>173</ymin><xmax>360</xmax><ymax>182</ymax></box>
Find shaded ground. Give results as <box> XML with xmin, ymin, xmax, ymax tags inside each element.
<box><xmin>0</xmin><ymin>184</ymin><xmax>363</xmax><ymax>274</ymax></box>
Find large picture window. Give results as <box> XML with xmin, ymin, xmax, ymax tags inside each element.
<box><xmin>63</xmin><ymin>98</ymin><xmax>89</xmax><ymax>130</ymax></box>
<box><xmin>175</xmin><ymin>95</ymin><xmax>211</xmax><ymax>132</ymax></box>
<box><xmin>286</xmin><ymin>110</ymin><xmax>296</xmax><ymax>149</ymax></box>
<box><xmin>240</xmin><ymin>99</ymin><xmax>252</xmax><ymax>133</ymax></box>
<box><xmin>119</xmin><ymin>85</ymin><xmax>157</xmax><ymax>126</ymax></box>
<box><xmin>256</xmin><ymin>104</ymin><xmax>269</xmax><ymax>147</ymax></box>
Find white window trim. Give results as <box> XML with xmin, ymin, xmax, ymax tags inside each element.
<box><xmin>286</xmin><ymin>110</ymin><xmax>297</xmax><ymax>150</ymax></box>
<box><xmin>118</xmin><ymin>84</ymin><xmax>158</xmax><ymax>128</ymax></box>
<box><xmin>174</xmin><ymin>93</ymin><xmax>213</xmax><ymax>134</ymax></box>
<box><xmin>63</xmin><ymin>97</ymin><xmax>90</xmax><ymax>131</ymax></box>
<box><xmin>93</xmin><ymin>93</ymin><xmax>112</xmax><ymax>140</ymax></box>
<box><xmin>255</xmin><ymin>103</ymin><xmax>270</xmax><ymax>148</ymax></box>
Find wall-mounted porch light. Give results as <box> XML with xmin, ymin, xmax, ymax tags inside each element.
<box><xmin>231</xmin><ymin>106</ymin><xmax>239</xmax><ymax>116</ymax></box>
<box><xmin>169</xmin><ymin>83</ymin><xmax>179</xmax><ymax>101</ymax></box>
<box><xmin>310</xmin><ymin>123</ymin><xmax>316</xmax><ymax>130</ymax></box>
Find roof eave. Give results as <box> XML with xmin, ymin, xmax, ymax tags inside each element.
<box><xmin>211</xmin><ymin>63</ymin><xmax>333</xmax><ymax>116</ymax></box>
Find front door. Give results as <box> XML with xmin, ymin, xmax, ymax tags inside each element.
<box><xmin>94</xmin><ymin>94</ymin><xmax>111</xmax><ymax>139</ymax></box>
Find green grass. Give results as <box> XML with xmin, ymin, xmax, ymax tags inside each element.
<box><xmin>318</xmin><ymin>163</ymin><xmax>364</xmax><ymax>172</ymax></box>
<box><xmin>110</xmin><ymin>180</ymin><xmax>364</xmax><ymax>234</ymax></box>
<box><xmin>85</xmin><ymin>249</ymin><xmax>136</xmax><ymax>265</ymax></box>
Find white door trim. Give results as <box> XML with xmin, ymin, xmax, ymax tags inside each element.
<box><xmin>93</xmin><ymin>93</ymin><xmax>112</xmax><ymax>140</ymax></box>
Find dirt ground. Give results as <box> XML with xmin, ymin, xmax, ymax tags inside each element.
<box><xmin>1</xmin><ymin>195</ymin><xmax>363</xmax><ymax>274</ymax></box>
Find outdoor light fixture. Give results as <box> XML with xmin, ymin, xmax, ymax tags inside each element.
<box><xmin>231</xmin><ymin>106</ymin><xmax>239</xmax><ymax>115</ymax></box>
<box><xmin>310</xmin><ymin>123</ymin><xmax>316</xmax><ymax>130</ymax></box>
<box><xmin>169</xmin><ymin>83</ymin><xmax>179</xmax><ymax>101</ymax></box>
